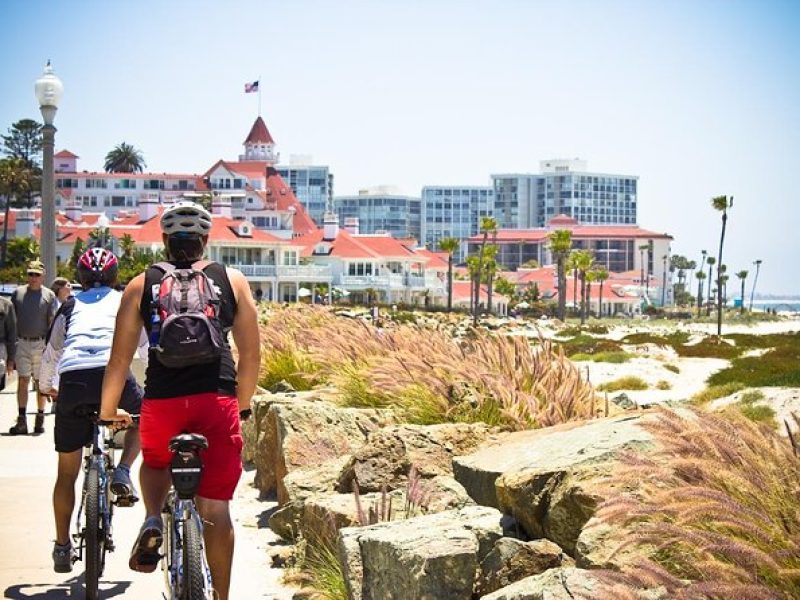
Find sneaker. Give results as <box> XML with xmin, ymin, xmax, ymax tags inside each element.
<box><xmin>52</xmin><ymin>542</ymin><xmax>76</xmax><ymax>573</ymax></box>
<box><xmin>34</xmin><ymin>413</ymin><xmax>45</xmax><ymax>434</ymax></box>
<box><xmin>111</xmin><ymin>467</ymin><xmax>139</xmax><ymax>503</ymax></box>
<box><xmin>8</xmin><ymin>416</ymin><xmax>28</xmax><ymax>435</ymax></box>
<box><xmin>129</xmin><ymin>516</ymin><xmax>163</xmax><ymax>573</ymax></box>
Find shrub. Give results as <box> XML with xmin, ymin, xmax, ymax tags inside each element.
<box><xmin>708</xmin><ymin>334</ymin><xmax>800</xmax><ymax>387</ymax></box>
<box><xmin>258</xmin><ymin>305</ymin><xmax>601</xmax><ymax>431</ymax></box>
<box><xmin>571</xmin><ymin>351</ymin><xmax>633</xmax><ymax>364</ymax></box>
<box><xmin>593</xmin><ymin>408</ymin><xmax>800</xmax><ymax>599</ymax></box>
<box><xmin>689</xmin><ymin>382</ymin><xmax>746</xmax><ymax>405</ymax></box>
<box><xmin>597</xmin><ymin>376</ymin><xmax>648</xmax><ymax>392</ymax></box>
<box><xmin>663</xmin><ymin>364</ymin><xmax>680</xmax><ymax>374</ymax></box>
<box><xmin>655</xmin><ymin>380</ymin><xmax>671</xmax><ymax>390</ymax></box>
<box><xmin>735</xmin><ymin>402</ymin><xmax>777</xmax><ymax>427</ymax></box>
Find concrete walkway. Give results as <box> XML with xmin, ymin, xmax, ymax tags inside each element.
<box><xmin>0</xmin><ymin>374</ymin><xmax>295</xmax><ymax>599</ymax></box>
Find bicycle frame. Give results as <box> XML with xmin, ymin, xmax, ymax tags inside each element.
<box><xmin>74</xmin><ymin>422</ymin><xmax>116</xmax><ymax>563</ymax></box>
<box><xmin>161</xmin><ymin>435</ymin><xmax>214</xmax><ymax>600</ymax></box>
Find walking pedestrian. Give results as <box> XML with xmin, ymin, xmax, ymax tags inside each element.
<box><xmin>101</xmin><ymin>201</ymin><xmax>260</xmax><ymax>600</ymax></box>
<box><xmin>50</xmin><ymin>277</ymin><xmax>72</xmax><ymax>311</ymax></box>
<box><xmin>8</xmin><ymin>260</ymin><xmax>56</xmax><ymax>435</ymax></box>
<box><xmin>0</xmin><ymin>294</ymin><xmax>16</xmax><ymax>392</ymax></box>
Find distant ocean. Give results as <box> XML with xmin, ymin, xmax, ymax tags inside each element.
<box><xmin>749</xmin><ymin>300</ymin><xmax>800</xmax><ymax>313</ymax></box>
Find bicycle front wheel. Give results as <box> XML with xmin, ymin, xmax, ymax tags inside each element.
<box><xmin>84</xmin><ymin>464</ymin><xmax>104</xmax><ymax>600</ymax></box>
<box><xmin>182</xmin><ymin>515</ymin><xmax>209</xmax><ymax>600</ymax></box>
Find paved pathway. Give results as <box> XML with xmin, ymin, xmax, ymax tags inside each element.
<box><xmin>0</xmin><ymin>374</ymin><xmax>295</xmax><ymax>599</ymax></box>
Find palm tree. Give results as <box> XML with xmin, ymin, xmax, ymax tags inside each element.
<box><xmin>584</xmin><ymin>269</ymin><xmax>597</xmax><ymax>320</ymax></box>
<box><xmin>548</xmin><ymin>229</ymin><xmax>572</xmax><ymax>321</ymax></box>
<box><xmin>0</xmin><ymin>157</ymin><xmax>32</xmax><ymax>266</ymax></box>
<box><xmin>711</xmin><ymin>194</ymin><xmax>733</xmax><ymax>335</ymax></box>
<box><xmin>484</xmin><ymin>246</ymin><xmax>499</xmax><ymax>315</ymax></box>
<box><xmin>437</xmin><ymin>238</ymin><xmax>460</xmax><ymax>312</ymax></box>
<box><xmin>735</xmin><ymin>270</ymin><xmax>748</xmax><ymax>314</ymax></box>
<box><xmin>104</xmin><ymin>142</ymin><xmax>146</xmax><ymax>173</ymax></box>
<box><xmin>567</xmin><ymin>250</ymin><xmax>580</xmax><ymax>316</ymax></box>
<box><xmin>466</xmin><ymin>255</ymin><xmax>481</xmax><ymax>317</ymax></box>
<box><xmin>661</xmin><ymin>254</ymin><xmax>669</xmax><ymax>306</ymax></box>
<box><xmin>705</xmin><ymin>256</ymin><xmax>716</xmax><ymax>316</ymax></box>
<box><xmin>749</xmin><ymin>259</ymin><xmax>762</xmax><ymax>312</ymax></box>
<box><xmin>473</xmin><ymin>216</ymin><xmax>497</xmax><ymax>324</ymax></box>
<box><xmin>594</xmin><ymin>267</ymin><xmax>609</xmax><ymax>318</ymax></box>
<box><xmin>695</xmin><ymin>270</ymin><xmax>706</xmax><ymax>318</ymax></box>
<box><xmin>574</xmin><ymin>250</ymin><xmax>594</xmax><ymax>325</ymax></box>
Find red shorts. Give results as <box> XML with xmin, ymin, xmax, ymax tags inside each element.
<box><xmin>140</xmin><ymin>393</ymin><xmax>243</xmax><ymax>501</ymax></box>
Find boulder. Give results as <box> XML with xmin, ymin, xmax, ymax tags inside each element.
<box><xmin>479</xmin><ymin>567</ymin><xmax>602</xmax><ymax>600</ymax></box>
<box><xmin>477</xmin><ymin>538</ymin><xmax>566</xmax><ymax>596</ymax></box>
<box><xmin>338</xmin><ymin>423</ymin><xmax>492</xmax><ymax>494</ymax></box>
<box><xmin>253</xmin><ymin>396</ymin><xmax>395</xmax><ymax>502</ymax></box>
<box><xmin>453</xmin><ymin>414</ymin><xmax>653</xmax><ymax>554</ymax></box>
<box><xmin>338</xmin><ymin>505</ymin><xmax>504</xmax><ymax>600</ymax></box>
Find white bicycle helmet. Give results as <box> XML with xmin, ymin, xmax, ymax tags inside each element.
<box><xmin>160</xmin><ymin>200</ymin><xmax>212</xmax><ymax>236</ymax></box>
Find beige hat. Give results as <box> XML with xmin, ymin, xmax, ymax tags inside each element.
<box><xmin>27</xmin><ymin>260</ymin><xmax>45</xmax><ymax>275</ymax></box>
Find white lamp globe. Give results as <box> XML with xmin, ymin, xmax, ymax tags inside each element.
<box><xmin>35</xmin><ymin>61</ymin><xmax>64</xmax><ymax>124</ymax></box>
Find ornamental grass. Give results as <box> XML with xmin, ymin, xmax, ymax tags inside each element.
<box><xmin>259</xmin><ymin>305</ymin><xmax>600</xmax><ymax>430</ymax></box>
<box><xmin>591</xmin><ymin>408</ymin><xmax>800</xmax><ymax>599</ymax></box>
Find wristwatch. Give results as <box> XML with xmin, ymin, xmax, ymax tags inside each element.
<box><xmin>239</xmin><ymin>408</ymin><xmax>252</xmax><ymax>421</ymax></box>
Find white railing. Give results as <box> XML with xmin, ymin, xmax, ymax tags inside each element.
<box><xmin>232</xmin><ymin>264</ymin><xmax>331</xmax><ymax>279</ymax></box>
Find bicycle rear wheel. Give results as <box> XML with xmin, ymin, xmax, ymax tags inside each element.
<box><xmin>84</xmin><ymin>464</ymin><xmax>105</xmax><ymax>600</ymax></box>
<box><xmin>182</xmin><ymin>515</ymin><xmax>209</xmax><ymax>600</ymax></box>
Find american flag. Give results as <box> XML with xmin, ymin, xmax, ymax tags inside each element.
<box><xmin>244</xmin><ymin>80</ymin><xmax>259</xmax><ymax>93</ymax></box>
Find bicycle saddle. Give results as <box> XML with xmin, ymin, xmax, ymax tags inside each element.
<box><xmin>168</xmin><ymin>433</ymin><xmax>208</xmax><ymax>452</ymax></box>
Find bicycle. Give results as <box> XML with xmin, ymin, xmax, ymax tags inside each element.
<box><xmin>161</xmin><ymin>432</ymin><xmax>214</xmax><ymax>600</ymax></box>
<box><xmin>72</xmin><ymin>410</ymin><xmax>138</xmax><ymax>600</ymax></box>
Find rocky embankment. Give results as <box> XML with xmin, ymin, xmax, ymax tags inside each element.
<box><xmin>242</xmin><ymin>389</ymin><xmax>671</xmax><ymax>599</ymax></box>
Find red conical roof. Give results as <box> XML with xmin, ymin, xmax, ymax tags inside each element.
<box><xmin>243</xmin><ymin>116</ymin><xmax>275</xmax><ymax>145</ymax></box>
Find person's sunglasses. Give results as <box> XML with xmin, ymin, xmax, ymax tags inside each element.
<box><xmin>27</xmin><ymin>272</ymin><xmax>42</xmax><ymax>277</ymax></box>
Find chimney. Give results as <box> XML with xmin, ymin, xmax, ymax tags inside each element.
<box><xmin>211</xmin><ymin>193</ymin><xmax>232</xmax><ymax>218</ymax></box>
<box><xmin>139</xmin><ymin>194</ymin><xmax>159</xmax><ymax>222</ymax></box>
<box><xmin>17</xmin><ymin>209</ymin><xmax>35</xmax><ymax>238</ymax></box>
<box><xmin>322</xmin><ymin>211</ymin><xmax>339</xmax><ymax>241</ymax></box>
<box><xmin>343</xmin><ymin>217</ymin><xmax>359</xmax><ymax>235</ymax></box>
<box><xmin>65</xmin><ymin>198</ymin><xmax>83</xmax><ymax>222</ymax></box>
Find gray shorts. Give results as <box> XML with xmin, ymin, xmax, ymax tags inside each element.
<box><xmin>16</xmin><ymin>338</ymin><xmax>45</xmax><ymax>379</ymax></box>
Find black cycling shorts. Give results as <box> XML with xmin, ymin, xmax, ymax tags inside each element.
<box><xmin>54</xmin><ymin>368</ymin><xmax>143</xmax><ymax>453</ymax></box>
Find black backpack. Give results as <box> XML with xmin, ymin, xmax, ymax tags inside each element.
<box><xmin>148</xmin><ymin>261</ymin><xmax>225</xmax><ymax>368</ymax></box>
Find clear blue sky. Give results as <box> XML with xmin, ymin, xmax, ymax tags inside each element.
<box><xmin>1</xmin><ymin>0</ymin><xmax>799</xmax><ymax>295</ymax></box>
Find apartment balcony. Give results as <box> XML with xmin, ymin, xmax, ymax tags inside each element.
<box><xmin>339</xmin><ymin>274</ymin><xmax>404</xmax><ymax>289</ymax></box>
<box><xmin>232</xmin><ymin>264</ymin><xmax>331</xmax><ymax>280</ymax></box>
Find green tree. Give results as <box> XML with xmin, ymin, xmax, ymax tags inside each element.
<box><xmin>473</xmin><ymin>216</ymin><xmax>497</xmax><ymax>324</ymax></box>
<box><xmin>573</xmin><ymin>250</ymin><xmax>594</xmax><ymax>325</ymax></box>
<box><xmin>705</xmin><ymin>255</ymin><xmax>716</xmax><ymax>316</ymax></box>
<box><xmin>520</xmin><ymin>259</ymin><xmax>540</xmax><ymax>269</ymax></box>
<box><xmin>68</xmin><ymin>237</ymin><xmax>87</xmax><ymax>280</ymax></box>
<box><xmin>88</xmin><ymin>227</ymin><xmax>112</xmax><ymax>249</ymax></box>
<box><xmin>494</xmin><ymin>276</ymin><xmax>516</xmax><ymax>299</ymax></box>
<box><xmin>711</xmin><ymin>194</ymin><xmax>733</xmax><ymax>335</ymax></box>
<box><xmin>485</xmin><ymin>245</ymin><xmax>499</xmax><ymax>315</ymax></box>
<box><xmin>0</xmin><ymin>157</ymin><xmax>33</xmax><ymax>266</ymax></box>
<box><xmin>438</xmin><ymin>237</ymin><xmax>460</xmax><ymax>312</ymax></box>
<box><xmin>593</xmin><ymin>266</ymin><xmax>609</xmax><ymax>318</ymax></box>
<box><xmin>104</xmin><ymin>142</ymin><xmax>146</xmax><ymax>173</ymax></box>
<box><xmin>695</xmin><ymin>270</ymin><xmax>706</xmax><ymax>318</ymax></box>
<box><xmin>735</xmin><ymin>270</ymin><xmax>748</xmax><ymax>314</ymax></box>
<box><xmin>548</xmin><ymin>229</ymin><xmax>572</xmax><ymax>321</ymax></box>
<box><xmin>748</xmin><ymin>259</ymin><xmax>762</xmax><ymax>312</ymax></box>
<box><xmin>466</xmin><ymin>255</ymin><xmax>481</xmax><ymax>316</ymax></box>
<box><xmin>2</xmin><ymin>119</ymin><xmax>43</xmax><ymax>167</ymax></box>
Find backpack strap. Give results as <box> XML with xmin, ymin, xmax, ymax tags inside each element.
<box><xmin>192</xmin><ymin>260</ymin><xmax>212</xmax><ymax>271</ymax></box>
<box><xmin>153</xmin><ymin>261</ymin><xmax>176</xmax><ymax>274</ymax></box>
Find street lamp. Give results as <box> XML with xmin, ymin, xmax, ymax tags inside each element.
<box><xmin>34</xmin><ymin>60</ymin><xmax>64</xmax><ymax>282</ymax></box>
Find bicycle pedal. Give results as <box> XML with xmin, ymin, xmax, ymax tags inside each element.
<box><xmin>114</xmin><ymin>496</ymin><xmax>139</xmax><ymax>508</ymax></box>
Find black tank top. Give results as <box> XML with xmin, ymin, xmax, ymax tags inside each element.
<box><xmin>139</xmin><ymin>261</ymin><xmax>237</xmax><ymax>398</ymax></box>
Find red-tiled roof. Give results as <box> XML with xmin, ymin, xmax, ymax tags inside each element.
<box><xmin>55</xmin><ymin>171</ymin><xmax>201</xmax><ymax>180</ymax></box>
<box><xmin>265</xmin><ymin>167</ymin><xmax>316</xmax><ymax>236</ymax></box>
<box><xmin>55</xmin><ymin>150</ymin><xmax>79</xmax><ymax>159</ymax></box>
<box><xmin>294</xmin><ymin>229</ymin><xmax>422</xmax><ymax>260</ymax></box>
<box><xmin>414</xmin><ymin>248</ymin><xmax>449</xmax><ymax>269</ymax></box>
<box><xmin>244</xmin><ymin>117</ymin><xmax>275</xmax><ymax>145</ymax></box>
<box><xmin>467</xmin><ymin>224</ymin><xmax>672</xmax><ymax>243</ymax></box>
<box><xmin>451</xmin><ymin>281</ymin><xmax>509</xmax><ymax>304</ymax></box>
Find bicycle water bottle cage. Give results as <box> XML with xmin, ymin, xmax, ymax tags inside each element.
<box><xmin>169</xmin><ymin>434</ymin><xmax>208</xmax><ymax>499</ymax></box>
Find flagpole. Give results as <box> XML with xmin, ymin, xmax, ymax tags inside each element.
<box><xmin>258</xmin><ymin>75</ymin><xmax>262</xmax><ymax>116</ymax></box>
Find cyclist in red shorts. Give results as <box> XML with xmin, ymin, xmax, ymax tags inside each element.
<box><xmin>100</xmin><ymin>201</ymin><xmax>260</xmax><ymax>600</ymax></box>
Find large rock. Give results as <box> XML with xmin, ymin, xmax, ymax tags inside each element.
<box><xmin>479</xmin><ymin>567</ymin><xmax>602</xmax><ymax>600</ymax></box>
<box><xmin>477</xmin><ymin>538</ymin><xmax>566</xmax><ymax>596</ymax></box>
<box><xmin>453</xmin><ymin>414</ymin><xmax>654</xmax><ymax>554</ymax></box>
<box><xmin>338</xmin><ymin>505</ymin><xmax>504</xmax><ymax>600</ymax></box>
<box><xmin>253</xmin><ymin>396</ymin><xmax>395</xmax><ymax>503</ymax></box>
<box><xmin>338</xmin><ymin>423</ymin><xmax>492</xmax><ymax>493</ymax></box>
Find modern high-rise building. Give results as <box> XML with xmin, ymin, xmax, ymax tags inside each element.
<box><xmin>492</xmin><ymin>159</ymin><xmax>638</xmax><ymax>229</ymax></box>
<box><xmin>276</xmin><ymin>156</ymin><xmax>333</xmax><ymax>226</ymax></box>
<box><xmin>334</xmin><ymin>187</ymin><xmax>421</xmax><ymax>241</ymax></box>
<box><xmin>420</xmin><ymin>186</ymin><xmax>494</xmax><ymax>261</ymax></box>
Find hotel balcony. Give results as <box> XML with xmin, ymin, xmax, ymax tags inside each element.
<box><xmin>233</xmin><ymin>263</ymin><xmax>332</xmax><ymax>281</ymax></box>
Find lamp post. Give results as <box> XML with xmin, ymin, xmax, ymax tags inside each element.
<box><xmin>34</xmin><ymin>61</ymin><xmax>63</xmax><ymax>282</ymax></box>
